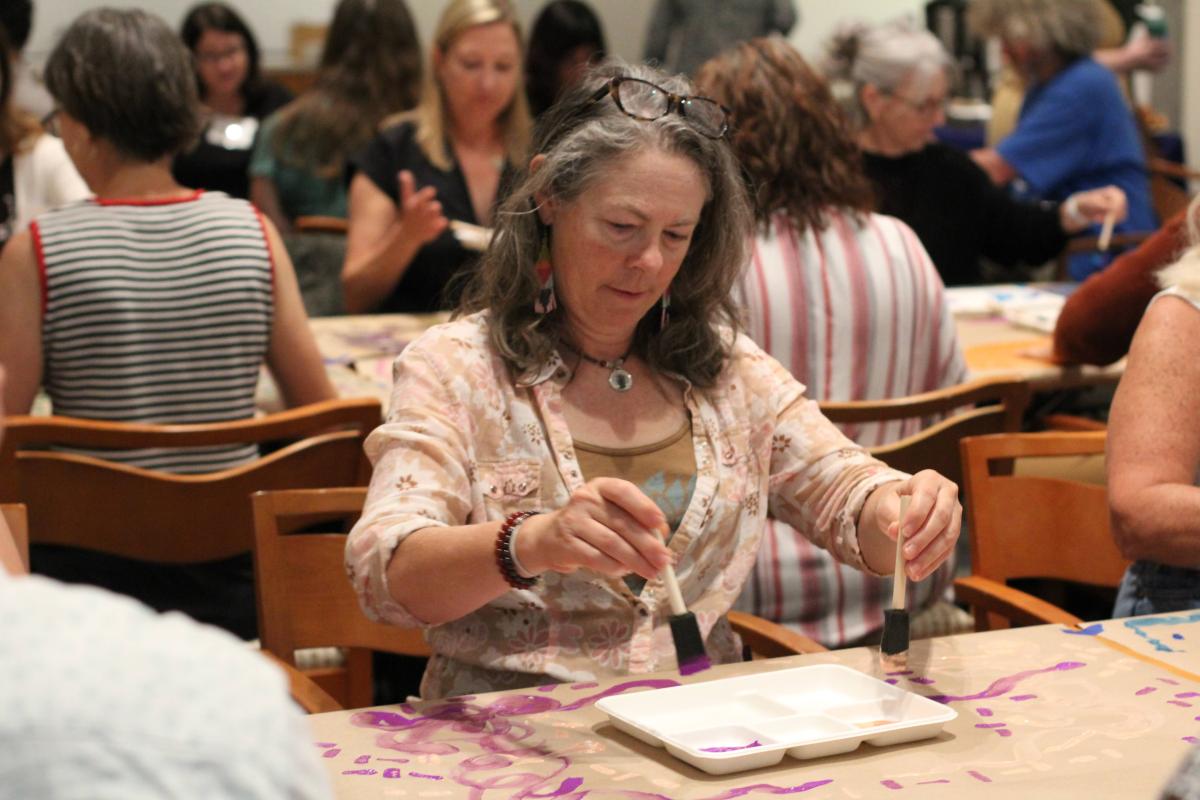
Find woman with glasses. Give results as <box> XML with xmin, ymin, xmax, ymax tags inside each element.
<box><xmin>341</xmin><ymin>0</ymin><xmax>531</xmax><ymax>314</ymax></box>
<box><xmin>825</xmin><ymin>19</ymin><xmax>1126</xmax><ymax>286</ymax></box>
<box><xmin>694</xmin><ymin>37</ymin><xmax>970</xmax><ymax>650</ymax></box>
<box><xmin>344</xmin><ymin>61</ymin><xmax>963</xmax><ymax>698</ymax></box>
<box><xmin>173</xmin><ymin>2</ymin><xmax>293</xmax><ymax>200</ymax></box>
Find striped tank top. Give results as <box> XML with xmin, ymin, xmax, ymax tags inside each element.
<box><xmin>35</xmin><ymin>191</ymin><xmax>275</xmax><ymax>473</ymax></box>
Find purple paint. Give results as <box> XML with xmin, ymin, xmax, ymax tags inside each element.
<box><xmin>881</xmin><ymin>779</ymin><xmax>903</xmax><ymax>789</ymax></box>
<box><xmin>400</xmin><ymin>703</ymin><xmax>416</xmax><ymax>714</ymax></box>
<box><xmin>975</xmin><ymin>723</ymin><xmax>1007</xmax><ymax>729</ymax></box>
<box><xmin>701</xmin><ymin>740</ymin><xmax>763</xmax><ymax>753</ymax></box>
<box><xmin>1064</xmin><ymin>623</ymin><xmax>1103</xmax><ymax>636</ymax></box>
<box><xmin>885</xmin><ymin>670</ymin><xmax>914</xmax><ymax>676</ymax></box>
<box><xmin>537</xmin><ymin>684</ymin><xmax>558</xmax><ymax>692</ymax></box>
<box><xmin>908</xmin><ymin>677</ymin><xmax>935</xmax><ymax>685</ymax></box>
<box><xmin>1176</xmin><ymin>692</ymin><xmax>1200</xmax><ymax>698</ymax></box>
<box><xmin>680</xmin><ymin>656</ymin><xmax>713</xmax><ymax>676</ymax></box>
<box><xmin>701</xmin><ymin>781</ymin><xmax>834</xmax><ymax>797</ymax></box>
<box><xmin>409</xmin><ymin>772</ymin><xmax>444</xmax><ymax>780</ymax></box>
<box><xmin>885</xmin><ymin>679</ymin><xmax>899</xmax><ymax>685</ymax></box>
<box><xmin>1175</xmin><ymin>633</ymin><xmax>1185</xmax><ymax>640</ymax></box>
<box><xmin>925</xmin><ymin>662</ymin><xmax>1085</xmax><ymax>704</ymax></box>
<box><xmin>570</xmin><ymin>682</ymin><xmax>599</xmax><ymax>690</ymax></box>
<box><xmin>353</xmin><ymin>755</ymin><xmax>370</xmax><ymax>764</ymax></box>
<box><xmin>968</xmin><ymin>770</ymin><xmax>993</xmax><ymax>783</ymax></box>
<box><xmin>322</xmin><ymin>748</ymin><xmax>341</xmax><ymax>758</ymax></box>
<box><xmin>996</xmin><ymin>729</ymin><xmax>1013</xmax><ymax>737</ymax></box>
<box><xmin>1168</xmin><ymin>701</ymin><xmax>1193</xmax><ymax>707</ymax></box>
<box><xmin>382</xmin><ymin>768</ymin><xmax>403</xmax><ymax>779</ymax></box>
<box><xmin>1160</xmin><ymin>678</ymin><xmax>1182</xmax><ymax>685</ymax></box>
<box><xmin>977</xmin><ymin>707</ymin><xmax>994</xmax><ymax>717</ymax></box>
<box><xmin>1136</xmin><ymin>687</ymin><xmax>1157</xmax><ymax>696</ymax></box>
<box><xmin>917</xmin><ymin>779</ymin><xmax>951</xmax><ymax>785</ymax></box>
<box><xmin>314</xmin><ymin>741</ymin><xmax>336</xmax><ymax>748</ymax></box>
<box><xmin>1185</xmin><ymin>737</ymin><xmax>1200</xmax><ymax>745</ymax></box>
<box><xmin>1010</xmin><ymin>694</ymin><xmax>1036</xmax><ymax>702</ymax></box>
<box><xmin>342</xmin><ymin>769</ymin><xmax>377</xmax><ymax>776</ymax></box>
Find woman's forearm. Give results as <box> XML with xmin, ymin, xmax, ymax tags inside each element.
<box><xmin>341</xmin><ymin>224</ymin><xmax>425</xmax><ymax>313</ymax></box>
<box><xmin>857</xmin><ymin>480</ymin><xmax>903</xmax><ymax>575</ymax></box>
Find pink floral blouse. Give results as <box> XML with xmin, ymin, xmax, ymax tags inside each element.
<box><xmin>345</xmin><ymin>312</ymin><xmax>906</xmax><ymax>699</ymax></box>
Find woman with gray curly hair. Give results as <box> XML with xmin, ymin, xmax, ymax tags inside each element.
<box><xmin>968</xmin><ymin>0</ymin><xmax>1156</xmax><ymax>280</ymax></box>
<box><xmin>345</xmin><ymin>61</ymin><xmax>963</xmax><ymax>698</ymax></box>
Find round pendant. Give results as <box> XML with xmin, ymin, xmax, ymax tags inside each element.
<box><xmin>609</xmin><ymin>368</ymin><xmax>633</xmax><ymax>392</ymax></box>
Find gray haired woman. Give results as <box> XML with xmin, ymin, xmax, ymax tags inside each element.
<box><xmin>345</xmin><ymin>61</ymin><xmax>963</xmax><ymax>699</ymax></box>
<box><xmin>824</xmin><ymin>15</ymin><xmax>1126</xmax><ymax>286</ymax></box>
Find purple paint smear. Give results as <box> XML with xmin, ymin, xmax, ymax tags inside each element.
<box><xmin>1136</xmin><ymin>687</ymin><xmax>1157</xmax><ymax>696</ymax></box>
<box><xmin>354</xmin><ymin>755</ymin><xmax>370</xmax><ymax>764</ymax></box>
<box><xmin>680</xmin><ymin>656</ymin><xmax>713</xmax><ymax>676</ymax></box>
<box><xmin>908</xmin><ymin>677</ymin><xmax>935</xmax><ymax>685</ymax></box>
<box><xmin>882</xmin><ymin>779</ymin><xmax>903</xmax><ymax>789</ymax></box>
<box><xmin>1185</xmin><ymin>737</ymin><xmax>1200</xmax><ymax>745</ymax></box>
<box><xmin>537</xmin><ymin>685</ymin><xmax>558</xmax><ymax>692</ymax></box>
<box><xmin>1064</xmin><ymin>623</ymin><xmax>1103</xmax><ymax>636</ymax></box>
<box><xmin>885</xmin><ymin>670</ymin><xmax>914</xmax><ymax>676</ymax></box>
<box><xmin>1160</xmin><ymin>678</ymin><xmax>1182</xmax><ymax>685</ymax></box>
<box><xmin>996</xmin><ymin>729</ymin><xmax>1013</xmax><ymax>737</ymax></box>
<box><xmin>701</xmin><ymin>740</ymin><xmax>763</xmax><ymax>753</ymax></box>
<box><xmin>976</xmin><ymin>708</ymin><xmax>994</xmax><ymax>717</ymax></box>
<box><xmin>570</xmin><ymin>682</ymin><xmax>599</xmax><ymax>690</ymax></box>
<box><xmin>968</xmin><ymin>770</ymin><xmax>993</xmax><ymax>783</ymax></box>
<box><xmin>885</xmin><ymin>679</ymin><xmax>899</xmax><ymax>685</ymax></box>
<box><xmin>343</xmin><ymin>769</ymin><xmax>377</xmax><ymax>776</ymax></box>
<box><xmin>382</xmin><ymin>768</ymin><xmax>403</xmax><ymax>778</ymax></box>
<box><xmin>1177</xmin><ymin>692</ymin><xmax>1200</xmax><ymax>698</ymax></box>
<box><xmin>410</xmin><ymin>772</ymin><xmax>444</xmax><ymax>780</ymax></box>
<box><xmin>314</xmin><ymin>741</ymin><xmax>336</xmax><ymax>747</ymax></box>
<box><xmin>924</xmin><ymin>662</ymin><xmax>1085</xmax><ymax>704</ymax></box>
<box><xmin>322</xmin><ymin>748</ymin><xmax>340</xmax><ymax>758</ymax></box>
<box><xmin>1010</xmin><ymin>694</ymin><xmax>1036</xmax><ymax>702</ymax></box>
<box><xmin>1168</xmin><ymin>701</ymin><xmax>1193</xmax><ymax>707</ymax></box>
<box><xmin>975</xmin><ymin>723</ymin><xmax>1007</xmax><ymax>729</ymax></box>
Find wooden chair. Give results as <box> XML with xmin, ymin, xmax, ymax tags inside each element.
<box><xmin>1</xmin><ymin>503</ymin><xmax>28</xmax><ymax>574</ymax></box>
<box><xmin>252</xmin><ymin>487</ymin><xmax>431</xmax><ymax>709</ymax></box>
<box><xmin>288</xmin><ymin>22</ymin><xmax>327</xmax><ymax>66</ymax></box>
<box><xmin>954</xmin><ymin>431</ymin><xmax>1129</xmax><ymax>631</ymax></box>
<box><xmin>819</xmin><ymin>377</ymin><xmax>1030</xmax><ymax>487</ymax></box>
<box><xmin>294</xmin><ymin>216</ymin><xmax>348</xmax><ymax>235</ymax></box>
<box><xmin>728</xmin><ymin>610</ymin><xmax>827</xmax><ymax>659</ymax></box>
<box><xmin>0</xmin><ymin>398</ymin><xmax>381</xmax><ymax>564</ymax></box>
<box><xmin>262</xmin><ymin>651</ymin><xmax>344</xmax><ymax>714</ymax></box>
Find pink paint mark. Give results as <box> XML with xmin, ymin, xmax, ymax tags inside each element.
<box><xmin>1159</xmin><ymin>678</ymin><xmax>1182</xmax><ymax>685</ymax></box>
<box><xmin>1185</xmin><ymin>737</ymin><xmax>1200</xmax><ymax>745</ymax></box>
<box><xmin>976</xmin><ymin>723</ymin><xmax>1007</xmax><ymax>729</ymax></box>
<box><xmin>701</xmin><ymin>781</ymin><xmax>834</xmax><ymax>797</ymax></box>
<box><xmin>918</xmin><ymin>779</ymin><xmax>951</xmax><ymax>785</ymax></box>
<box><xmin>701</xmin><ymin>740</ymin><xmax>763</xmax><ymax>753</ymax></box>
<box><xmin>382</xmin><ymin>768</ymin><xmax>403</xmax><ymax>779</ymax></box>
<box><xmin>1168</xmin><ymin>700</ymin><xmax>1193</xmax><ymax>707</ymax></box>
<box><xmin>996</xmin><ymin>729</ymin><xmax>1013</xmax><ymax>737</ymax></box>
<box><xmin>314</xmin><ymin>741</ymin><xmax>336</xmax><ymax>747</ymax></box>
<box><xmin>885</xmin><ymin>679</ymin><xmax>899</xmax><ymax>685</ymax></box>
<box><xmin>342</xmin><ymin>769</ymin><xmax>377</xmax><ymax>776</ymax></box>
<box><xmin>977</xmin><ymin>707</ymin><xmax>994</xmax><ymax>717</ymax></box>
<box><xmin>882</xmin><ymin>779</ymin><xmax>903</xmax><ymax>789</ymax></box>
<box><xmin>400</xmin><ymin>703</ymin><xmax>417</xmax><ymax>714</ymax></box>
<box><xmin>354</xmin><ymin>755</ymin><xmax>370</xmax><ymax>764</ymax></box>
<box><xmin>537</xmin><ymin>684</ymin><xmax>558</xmax><ymax>692</ymax></box>
<box><xmin>968</xmin><ymin>770</ymin><xmax>993</xmax><ymax>783</ymax></box>
<box><xmin>925</xmin><ymin>662</ymin><xmax>1085</xmax><ymax>704</ymax></box>
<box><xmin>909</xmin><ymin>677</ymin><xmax>935</xmax><ymax>685</ymax></box>
<box><xmin>1136</xmin><ymin>687</ymin><xmax>1158</xmax><ymax>696</ymax></box>
<box><xmin>570</xmin><ymin>682</ymin><xmax>599</xmax><ymax>690</ymax></box>
<box><xmin>1010</xmin><ymin>694</ymin><xmax>1036</xmax><ymax>702</ymax></box>
<box><xmin>1177</xmin><ymin>692</ymin><xmax>1200</xmax><ymax>698</ymax></box>
<box><xmin>322</xmin><ymin>748</ymin><xmax>341</xmax><ymax>759</ymax></box>
<box><xmin>410</xmin><ymin>772</ymin><xmax>444</xmax><ymax>780</ymax></box>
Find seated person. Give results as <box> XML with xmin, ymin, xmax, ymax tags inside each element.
<box><xmin>1107</xmin><ymin>208</ymin><xmax>1200</xmax><ymax>617</ymax></box>
<box><xmin>695</xmin><ymin>36</ymin><xmax>970</xmax><ymax>647</ymax></box>
<box><xmin>525</xmin><ymin>0</ymin><xmax>607</xmax><ymax>118</ymax></box>
<box><xmin>0</xmin><ymin>8</ymin><xmax>334</xmax><ymax>639</ymax></box>
<box><xmin>968</xmin><ymin>0</ymin><xmax>1157</xmax><ymax>280</ymax></box>
<box><xmin>823</xmin><ymin>17</ymin><xmax>1126</xmax><ymax>287</ymax></box>
<box><xmin>341</xmin><ymin>0</ymin><xmax>531</xmax><ymax>313</ymax></box>
<box><xmin>345</xmin><ymin>62</ymin><xmax>963</xmax><ymax>699</ymax></box>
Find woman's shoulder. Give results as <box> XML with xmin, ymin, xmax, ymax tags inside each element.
<box><xmin>403</xmin><ymin>311</ymin><xmax>492</xmax><ymax>362</ymax></box>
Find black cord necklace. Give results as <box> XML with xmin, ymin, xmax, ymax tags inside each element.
<box><xmin>561</xmin><ymin>341</ymin><xmax>634</xmax><ymax>392</ymax></box>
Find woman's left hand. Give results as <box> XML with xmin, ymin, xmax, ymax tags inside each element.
<box><xmin>874</xmin><ymin>470</ymin><xmax>962</xmax><ymax>582</ymax></box>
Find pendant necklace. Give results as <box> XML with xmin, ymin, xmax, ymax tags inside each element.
<box><xmin>562</xmin><ymin>342</ymin><xmax>633</xmax><ymax>392</ymax></box>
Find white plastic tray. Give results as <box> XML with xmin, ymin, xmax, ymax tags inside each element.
<box><xmin>596</xmin><ymin>664</ymin><xmax>957</xmax><ymax>775</ymax></box>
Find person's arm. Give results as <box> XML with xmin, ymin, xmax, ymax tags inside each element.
<box><xmin>341</xmin><ymin>171</ymin><xmax>447</xmax><ymax>314</ymax></box>
<box><xmin>1053</xmin><ymin>210</ymin><xmax>1187</xmax><ymax>365</ymax></box>
<box><xmin>0</xmin><ymin>230</ymin><xmax>43</xmax><ymax>413</ymax></box>
<box><xmin>251</xmin><ymin>176</ymin><xmax>292</xmax><ymax>235</ymax></box>
<box><xmin>970</xmin><ymin>147</ymin><xmax>1018</xmax><ymax>186</ymax></box>
<box><xmin>260</xmin><ymin>215</ymin><xmax>336</xmax><ymax>407</ymax></box>
<box><xmin>1094</xmin><ymin>35</ymin><xmax>1170</xmax><ymax>74</ymax></box>
<box><xmin>1107</xmin><ymin>293</ymin><xmax>1200</xmax><ymax>565</ymax></box>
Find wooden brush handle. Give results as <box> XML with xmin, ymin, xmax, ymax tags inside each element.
<box><xmin>892</xmin><ymin>495</ymin><xmax>911</xmax><ymax>610</ymax></box>
<box><xmin>662</xmin><ymin>563</ymin><xmax>687</xmax><ymax>616</ymax></box>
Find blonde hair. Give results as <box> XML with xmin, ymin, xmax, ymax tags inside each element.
<box><xmin>1157</xmin><ymin>195</ymin><xmax>1200</xmax><ymax>299</ymax></box>
<box><xmin>968</xmin><ymin>0</ymin><xmax>1102</xmax><ymax>58</ymax></box>
<box><xmin>411</xmin><ymin>0</ymin><xmax>531</xmax><ymax>171</ymax></box>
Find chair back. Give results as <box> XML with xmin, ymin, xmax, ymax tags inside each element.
<box><xmin>819</xmin><ymin>377</ymin><xmax>1030</xmax><ymax>487</ymax></box>
<box><xmin>1</xmin><ymin>503</ymin><xmax>28</xmax><ymax>574</ymax></box>
<box><xmin>0</xmin><ymin>398</ymin><xmax>381</xmax><ymax>563</ymax></box>
<box><xmin>727</xmin><ymin>610</ymin><xmax>826</xmax><ymax>660</ymax></box>
<box><xmin>956</xmin><ymin>431</ymin><xmax>1129</xmax><ymax>631</ymax></box>
<box><xmin>252</xmin><ymin>487</ymin><xmax>431</xmax><ymax>708</ymax></box>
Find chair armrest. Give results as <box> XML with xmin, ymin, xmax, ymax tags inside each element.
<box><xmin>954</xmin><ymin>575</ymin><xmax>1084</xmax><ymax>630</ymax></box>
<box><xmin>261</xmin><ymin>651</ymin><xmax>344</xmax><ymax>714</ymax></box>
<box><xmin>1042</xmin><ymin>414</ymin><xmax>1107</xmax><ymax>432</ymax></box>
<box><xmin>727</xmin><ymin>610</ymin><xmax>828</xmax><ymax>658</ymax></box>
<box><xmin>294</xmin><ymin>215</ymin><xmax>349</xmax><ymax>235</ymax></box>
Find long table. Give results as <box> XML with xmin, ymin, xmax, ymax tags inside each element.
<box><xmin>306</xmin><ymin>613</ymin><xmax>1200</xmax><ymax>798</ymax></box>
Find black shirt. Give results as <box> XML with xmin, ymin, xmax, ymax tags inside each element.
<box><xmin>172</xmin><ymin>81</ymin><xmax>293</xmax><ymax>200</ymax></box>
<box><xmin>350</xmin><ymin>121</ymin><xmax>512</xmax><ymax>313</ymax></box>
<box><xmin>863</xmin><ymin>143</ymin><xmax>1066</xmax><ymax>286</ymax></box>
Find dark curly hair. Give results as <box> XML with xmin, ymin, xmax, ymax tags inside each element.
<box><xmin>694</xmin><ymin>36</ymin><xmax>873</xmax><ymax>235</ymax></box>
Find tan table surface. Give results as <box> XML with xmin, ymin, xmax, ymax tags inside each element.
<box><xmin>307</xmin><ymin>617</ymin><xmax>1200</xmax><ymax>798</ymax></box>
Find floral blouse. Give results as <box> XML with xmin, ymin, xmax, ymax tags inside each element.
<box><xmin>345</xmin><ymin>312</ymin><xmax>906</xmax><ymax>699</ymax></box>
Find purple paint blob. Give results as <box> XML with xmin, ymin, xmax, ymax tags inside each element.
<box><xmin>537</xmin><ymin>684</ymin><xmax>558</xmax><ymax>692</ymax></box>
<box><xmin>353</xmin><ymin>755</ymin><xmax>370</xmax><ymax>764</ymax></box>
<box><xmin>1064</xmin><ymin>623</ymin><xmax>1104</xmax><ymax>636</ymax></box>
<box><xmin>968</xmin><ymin>770</ymin><xmax>993</xmax><ymax>783</ymax></box>
<box><xmin>1177</xmin><ymin>692</ymin><xmax>1200</xmax><ymax>698</ymax></box>
<box><xmin>881</xmin><ymin>779</ymin><xmax>903</xmax><ymax>789</ymax></box>
<box><xmin>885</xmin><ymin>678</ymin><xmax>899</xmax><ymax>685</ymax></box>
<box><xmin>382</xmin><ymin>768</ymin><xmax>403</xmax><ymax>779</ymax></box>
<box><xmin>1160</xmin><ymin>678</ymin><xmax>1182</xmax><ymax>685</ymax></box>
<box><xmin>1136</xmin><ymin>687</ymin><xmax>1157</xmax><ymax>696</ymax></box>
<box><xmin>1175</xmin><ymin>633</ymin><xmax>1186</xmax><ymax>640</ymax></box>
<box><xmin>322</xmin><ymin>748</ymin><xmax>340</xmax><ymax>758</ymax></box>
<box><xmin>996</xmin><ymin>729</ymin><xmax>1013</xmax><ymax>737</ymax></box>
<box><xmin>1010</xmin><ymin>694</ymin><xmax>1036</xmax><ymax>702</ymax></box>
<box><xmin>342</xmin><ymin>769</ymin><xmax>377</xmax><ymax>776</ymax></box>
<box><xmin>908</xmin><ymin>677</ymin><xmax>935</xmax><ymax>685</ymax></box>
<box><xmin>680</xmin><ymin>656</ymin><xmax>713</xmax><ymax>676</ymax></box>
<box><xmin>570</xmin><ymin>682</ymin><xmax>599</xmax><ymax>690</ymax></box>
<box><xmin>1169</xmin><ymin>700</ymin><xmax>1193</xmax><ymax>707</ymax></box>
<box><xmin>314</xmin><ymin>741</ymin><xmax>336</xmax><ymax>748</ymax></box>
<box><xmin>409</xmin><ymin>772</ymin><xmax>444</xmax><ymax>780</ymax></box>
<box><xmin>1185</xmin><ymin>736</ymin><xmax>1200</xmax><ymax>745</ymax></box>
<box><xmin>976</xmin><ymin>723</ymin><xmax>1007</xmax><ymax>729</ymax></box>
<box><xmin>701</xmin><ymin>740</ymin><xmax>763</xmax><ymax>753</ymax></box>
<box><xmin>977</xmin><ymin>707</ymin><xmax>994</xmax><ymax>717</ymax></box>
<box><xmin>925</xmin><ymin>662</ymin><xmax>1085</xmax><ymax>704</ymax></box>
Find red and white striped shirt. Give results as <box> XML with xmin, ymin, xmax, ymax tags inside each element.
<box><xmin>734</xmin><ymin>209</ymin><xmax>967</xmax><ymax>647</ymax></box>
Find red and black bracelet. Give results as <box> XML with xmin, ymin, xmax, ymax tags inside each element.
<box><xmin>495</xmin><ymin>511</ymin><xmax>539</xmax><ymax>589</ymax></box>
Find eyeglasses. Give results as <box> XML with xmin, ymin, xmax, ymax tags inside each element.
<box><xmin>195</xmin><ymin>43</ymin><xmax>246</xmax><ymax>65</ymax></box>
<box><xmin>885</xmin><ymin>91</ymin><xmax>947</xmax><ymax>117</ymax></box>
<box><xmin>586</xmin><ymin>76</ymin><xmax>730</xmax><ymax>139</ymax></box>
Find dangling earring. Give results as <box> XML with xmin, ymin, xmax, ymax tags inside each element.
<box><xmin>659</xmin><ymin>289</ymin><xmax>671</xmax><ymax>330</ymax></box>
<box><xmin>533</xmin><ymin>235</ymin><xmax>557</xmax><ymax>314</ymax></box>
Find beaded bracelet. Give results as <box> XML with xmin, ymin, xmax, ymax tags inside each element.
<box><xmin>496</xmin><ymin>511</ymin><xmax>539</xmax><ymax>589</ymax></box>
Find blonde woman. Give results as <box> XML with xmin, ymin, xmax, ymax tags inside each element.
<box><xmin>342</xmin><ymin>0</ymin><xmax>531</xmax><ymax>313</ymax></box>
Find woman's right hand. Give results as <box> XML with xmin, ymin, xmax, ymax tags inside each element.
<box><xmin>517</xmin><ymin>478</ymin><xmax>674</xmax><ymax>580</ymax></box>
<box><xmin>397</xmin><ymin>170</ymin><xmax>448</xmax><ymax>245</ymax></box>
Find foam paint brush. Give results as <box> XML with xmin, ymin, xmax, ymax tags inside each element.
<box><xmin>662</xmin><ymin>558</ymin><xmax>711</xmax><ymax>676</ymax></box>
<box><xmin>1097</xmin><ymin>208</ymin><xmax>1117</xmax><ymax>252</ymax></box>
<box><xmin>880</xmin><ymin>495</ymin><xmax>912</xmax><ymax>670</ymax></box>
